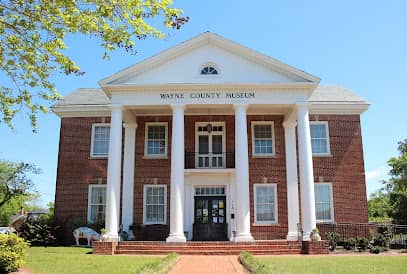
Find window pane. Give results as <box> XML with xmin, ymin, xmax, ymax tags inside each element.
<box><xmin>93</xmin><ymin>126</ymin><xmax>110</xmax><ymax>155</ymax></box>
<box><xmin>90</xmin><ymin>186</ymin><xmax>106</xmax><ymax>222</ymax></box>
<box><xmin>310</xmin><ymin>123</ymin><xmax>329</xmax><ymax>154</ymax></box>
<box><xmin>314</xmin><ymin>184</ymin><xmax>332</xmax><ymax>221</ymax></box>
<box><xmin>253</xmin><ymin>124</ymin><xmax>273</xmax><ymax>155</ymax></box>
<box><xmin>147</xmin><ymin>125</ymin><xmax>166</xmax><ymax>155</ymax></box>
<box><xmin>145</xmin><ymin>186</ymin><xmax>165</xmax><ymax>223</ymax></box>
<box><xmin>255</xmin><ymin>186</ymin><xmax>276</xmax><ymax>222</ymax></box>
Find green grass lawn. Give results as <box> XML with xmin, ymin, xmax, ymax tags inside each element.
<box><xmin>25</xmin><ymin>247</ymin><xmax>163</xmax><ymax>274</ymax></box>
<box><xmin>257</xmin><ymin>255</ymin><xmax>407</xmax><ymax>274</ymax></box>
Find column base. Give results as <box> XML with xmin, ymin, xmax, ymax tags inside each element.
<box><xmin>166</xmin><ymin>233</ymin><xmax>186</xmax><ymax>243</ymax></box>
<box><xmin>302</xmin><ymin>231</ymin><xmax>311</xmax><ymax>241</ymax></box>
<box><xmin>286</xmin><ymin>232</ymin><xmax>300</xmax><ymax>241</ymax></box>
<box><xmin>232</xmin><ymin>233</ymin><xmax>254</xmax><ymax>242</ymax></box>
<box><xmin>102</xmin><ymin>233</ymin><xmax>120</xmax><ymax>242</ymax></box>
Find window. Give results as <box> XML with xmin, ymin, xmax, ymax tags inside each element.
<box><xmin>87</xmin><ymin>185</ymin><xmax>106</xmax><ymax>223</ymax></box>
<box><xmin>144</xmin><ymin>185</ymin><xmax>167</xmax><ymax>224</ymax></box>
<box><xmin>200</xmin><ymin>66</ymin><xmax>218</xmax><ymax>75</ymax></box>
<box><xmin>310</xmin><ymin>121</ymin><xmax>330</xmax><ymax>155</ymax></box>
<box><xmin>254</xmin><ymin>184</ymin><xmax>278</xmax><ymax>224</ymax></box>
<box><xmin>314</xmin><ymin>183</ymin><xmax>334</xmax><ymax>222</ymax></box>
<box><xmin>91</xmin><ymin>124</ymin><xmax>110</xmax><ymax>157</ymax></box>
<box><xmin>145</xmin><ymin>123</ymin><xmax>168</xmax><ymax>157</ymax></box>
<box><xmin>251</xmin><ymin>122</ymin><xmax>275</xmax><ymax>156</ymax></box>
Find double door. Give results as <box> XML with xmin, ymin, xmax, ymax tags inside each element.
<box><xmin>193</xmin><ymin>196</ymin><xmax>227</xmax><ymax>241</ymax></box>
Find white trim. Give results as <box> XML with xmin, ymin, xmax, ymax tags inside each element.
<box><xmin>143</xmin><ymin>184</ymin><xmax>168</xmax><ymax>225</ymax></box>
<box><xmin>90</xmin><ymin>123</ymin><xmax>110</xmax><ymax>158</ymax></box>
<box><xmin>144</xmin><ymin>122</ymin><xmax>168</xmax><ymax>158</ymax></box>
<box><xmin>253</xmin><ymin>183</ymin><xmax>278</xmax><ymax>225</ymax></box>
<box><xmin>310</xmin><ymin>121</ymin><xmax>331</xmax><ymax>156</ymax></box>
<box><xmin>251</xmin><ymin>121</ymin><xmax>275</xmax><ymax>157</ymax></box>
<box><xmin>195</xmin><ymin>122</ymin><xmax>226</xmax><ymax>168</ymax></box>
<box><xmin>314</xmin><ymin>182</ymin><xmax>334</xmax><ymax>223</ymax></box>
<box><xmin>87</xmin><ymin>184</ymin><xmax>107</xmax><ymax>223</ymax></box>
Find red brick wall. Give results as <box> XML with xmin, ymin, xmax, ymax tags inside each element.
<box><xmin>55</xmin><ymin>114</ymin><xmax>368</xmax><ymax>242</ymax></box>
<box><xmin>310</xmin><ymin>115</ymin><xmax>368</xmax><ymax>224</ymax></box>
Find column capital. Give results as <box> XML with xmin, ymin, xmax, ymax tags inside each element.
<box><xmin>295</xmin><ymin>102</ymin><xmax>310</xmax><ymax>110</ymax></box>
<box><xmin>108</xmin><ymin>104</ymin><xmax>123</xmax><ymax>111</ymax></box>
<box><xmin>170</xmin><ymin>104</ymin><xmax>186</xmax><ymax>111</ymax></box>
<box><xmin>233</xmin><ymin>104</ymin><xmax>248</xmax><ymax>112</ymax></box>
<box><xmin>282</xmin><ymin>120</ymin><xmax>297</xmax><ymax>128</ymax></box>
<box><xmin>123</xmin><ymin>123</ymin><xmax>138</xmax><ymax>129</ymax></box>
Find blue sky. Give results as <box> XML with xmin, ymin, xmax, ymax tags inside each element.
<box><xmin>0</xmin><ymin>0</ymin><xmax>406</xmax><ymax>207</ymax></box>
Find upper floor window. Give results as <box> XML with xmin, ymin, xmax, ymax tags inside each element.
<box><xmin>314</xmin><ymin>183</ymin><xmax>334</xmax><ymax>223</ymax></box>
<box><xmin>88</xmin><ymin>185</ymin><xmax>106</xmax><ymax>223</ymax></box>
<box><xmin>251</xmin><ymin>122</ymin><xmax>275</xmax><ymax>156</ymax></box>
<box><xmin>91</xmin><ymin>124</ymin><xmax>110</xmax><ymax>157</ymax></box>
<box><xmin>310</xmin><ymin>121</ymin><xmax>330</xmax><ymax>156</ymax></box>
<box><xmin>145</xmin><ymin>122</ymin><xmax>168</xmax><ymax>157</ymax></box>
<box><xmin>200</xmin><ymin>66</ymin><xmax>218</xmax><ymax>75</ymax></box>
<box><xmin>254</xmin><ymin>184</ymin><xmax>278</xmax><ymax>224</ymax></box>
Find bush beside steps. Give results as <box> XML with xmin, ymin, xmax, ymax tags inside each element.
<box><xmin>238</xmin><ymin>251</ymin><xmax>272</xmax><ymax>274</ymax></box>
<box><xmin>0</xmin><ymin>234</ymin><xmax>29</xmax><ymax>273</ymax></box>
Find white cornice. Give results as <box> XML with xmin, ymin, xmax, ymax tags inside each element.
<box><xmin>309</xmin><ymin>103</ymin><xmax>370</xmax><ymax>115</ymax></box>
<box><xmin>51</xmin><ymin>105</ymin><xmax>110</xmax><ymax>118</ymax></box>
<box><xmin>102</xmin><ymin>82</ymin><xmax>318</xmax><ymax>95</ymax></box>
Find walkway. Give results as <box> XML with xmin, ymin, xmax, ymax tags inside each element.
<box><xmin>168</xmin><ymin>255</ymin><xmax>248</xmax><ymax>274</ymax></box>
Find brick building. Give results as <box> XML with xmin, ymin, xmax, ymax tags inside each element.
<box><xmin>53</xmin><ymin>32</ymin><xmax>369</xmax><ymax>243</ymax></box>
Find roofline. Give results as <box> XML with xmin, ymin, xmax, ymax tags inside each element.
<box><xmin>98</xmin><ymin>32</ymin><xmax>320</xmax><ymax>87</ymax></box>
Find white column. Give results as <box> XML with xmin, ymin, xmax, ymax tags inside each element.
<box><xmin>233</xmin><ymin>104</ymin><xmax>254</xmax><ymax>242</ymax></box>
<box><xmin>283</xmin><ymin>120</ymin><xmax>300</xmax><ymax>240</ymax></box>
<box><xmin>122</xmin><ymin>123</ymin><xmax>137</xmax><ymax>239</ymax></box>
<box><xmin>296</xmin><ymin>103</ymin><xmax>317</xmax><ymax>241</ymax></box>
<box><xmin>105</xmin><ymin>105</ymin><xmax>123</xmax><ymax>241</ymax></box>
<box><xmin>166</xmin><ymin>104</ymin><xmax>186</xmax><ymax>242</ymax></box>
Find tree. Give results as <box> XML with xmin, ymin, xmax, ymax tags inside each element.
<box><xmin>0</xmin><ymin>160</ymin><xmax>39</xmax><ymax>210</ymax></box>
<box><xmin>0</xmin><ymin>0</ymin><xmax>188</xmax><ymax>129</ymax></box>
<box><xmin>367</xmin><ymin>189</ymin><xmax>392</xmax><ymax>223</ymax></box>
<box><xmin>383</xmin><ymin>139</ymin><xmax>407</xmax><ymax>224</ymax></box>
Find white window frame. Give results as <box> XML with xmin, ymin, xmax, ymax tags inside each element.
<box><xmin>253</xmin><ymin>183</ymin><xmax>278</xmax><ymax>224</ymax></box>
<box><xmin>87</xmin><ymin>184</ymin><xmax>107</xmax><ymax>223</ymax></box>
<box><xmin>251</xmin><ymin>121</ymin><xmax>275</xmax><ymax>157</ymax></box>
<box><xmin>144</xmin><ymin>122</ymin><xmax>168</xmax><ymax>158</ymax></box>
<box><xmin>195</xmin><ymin>122</ymin><xmax>226</xmax><ymax>168</ymax></box>
<box><xmin>143</xmin><ymin>184</ymin><xmax>167</xmax><ymax>225</ymax></box>
<box><xmin>314</xmin><ymin>182</ymin><xmax>334</xmax><ymax>223</ymax></box>
<box><xmin>90</xmin><ymin>123</ymin><xmax>110</xmax><ymax>158</ymax></box>
<box><xmin>310</xmin><ymin>121</ymin><xmax>331</xmax><ymax>156</ymax></box>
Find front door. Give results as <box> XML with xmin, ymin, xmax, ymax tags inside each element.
<box><xmin>193</xmin><ymin>196</ymin><xmax>227</xmax><ymax>241</ymax></box>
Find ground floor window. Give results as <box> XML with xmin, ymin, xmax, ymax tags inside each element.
<box><xmin>314</xmin><ymin>183</ymin><xmax>334</xmax><ymax>222</ymax></box>
<box><xmin>253</xmin><ymin>184</ymin><xmax>278</xmax><ymax>224</ymax></box>
<box><xmin>87</xmin><ymin>185</ymin><xmax>106</xmax><ymax>223</ymax></box>
<box><xmin>144</xmin><ymin>185</ymin><xmax>167</xmax><ymax>224</ymax></box>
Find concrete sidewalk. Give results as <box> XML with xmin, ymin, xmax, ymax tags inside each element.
<box><xmin>168</xmin><ymin>255</ymin><xmax>248</xmax><ymax>274</ymax></box>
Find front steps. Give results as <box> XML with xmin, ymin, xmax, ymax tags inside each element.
<box><xmin>113</xmin><ymin>240</ymin><xmax>303</xmax><ymax>255</ymax></box>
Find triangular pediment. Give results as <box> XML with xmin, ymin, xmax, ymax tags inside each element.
<box><xmin>99</xmin><ymin>32</ymin><xmax>319</xmax><ymax>86</ymax></box>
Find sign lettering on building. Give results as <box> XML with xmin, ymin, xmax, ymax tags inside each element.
<box><xmin>160</xmin><ymin>92</ymin><xmax>255</xmax><ymax>101</ymax></box>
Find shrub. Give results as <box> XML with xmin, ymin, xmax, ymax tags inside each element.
<box><xmin>0</xmin><ymin>233</ymin><xmax>29</xmax><ymax>273</ymax></box>
<box><xmin>371</xmin><ymin>232</ymin><xmax>390</xmax><ymax>249</ymax></box>
<box><xmin>19</xmin><ymin>215</ymin><xmax>59</xmax><ymax>246</ymax></box>
<box><xmin>356</xmin><ymin>237</ymin><xmax>369</xmax><ymax>252</ymax></box>
<box><xmin>238</xmin><ymin>251</ymin><xmax>273</xmax><ymax>274</ymax></box>
<box><xmin>370</xmin><ymin>246</ymin><xmax>381</xmax><ymax>254</ymax></box>
<box><xmin>325</xmin><ymin>232</ymin><xmax>340</xmax><ymax>251</ymax></box>
<box><xmin>343</xmin><ymin>237</ymin><xmax>357</xmax><ymax>250</ymax></box>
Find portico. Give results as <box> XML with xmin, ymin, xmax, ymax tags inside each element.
<box><xmin>103</xmin><ymin>100</ymin><xmax>319</xmax><ymax>242</ymax></box>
